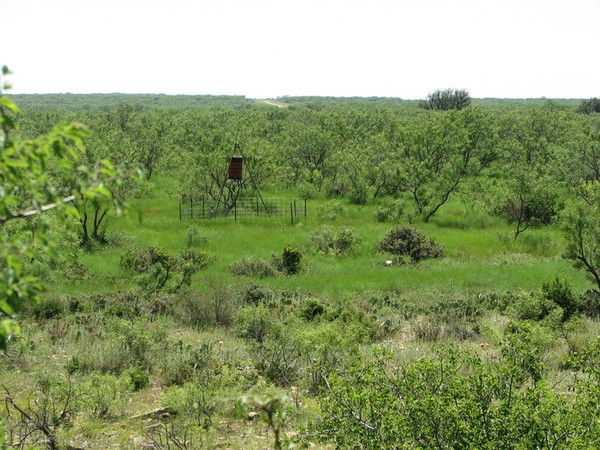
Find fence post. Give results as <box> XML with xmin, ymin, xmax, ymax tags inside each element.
<box><xmin>179</xmin><ymin>202</ymin><xmax>182</xmax><ymax>221</ymax></box>
<box><xmin>256</xmin><ymin>197</ymin><xmax>259</xmax><ymax>216</ymax></box>
<box><xmin>202</xmin><ymin>200</ymin><xmax>205</xmax><ymax>219</ymax></box>
<box><xmin>304</xmin><ymin>198</ymin><xmax>307</xmax><ymax>218</ymax></box>
<box><xmin>190</xmin><ymin>199</ymin><xmax>193</xmax><ymax>219</ymax></box>
<box><xmin>234</xmin><ymin>200</ymin><xmax>237</xmax><ymax>222</ymax></box>
<box><xmin>290</xmin><ymin>202</ymin><xmax>294</xmax><ymax>226</ymax></box>
<box><xmin>294</xmin><ymin>200</ymin><xmax>297</xmax><ymax>218</ymax></box>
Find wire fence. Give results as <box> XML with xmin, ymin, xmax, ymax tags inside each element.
<box><xmin>179</xmin><ymin>197</ymin><xmax>306</xmax><ymax>224</ymax></box>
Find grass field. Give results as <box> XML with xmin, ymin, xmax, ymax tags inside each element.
<box><xmin>58</xmin><ymin>176</ymin><xmax>590</xmax><ymax>300</ymax></box>
<box><xmin>5</xmin><ymin>175</ymin><xmax>598</xmax><ymax>449</ymax></box>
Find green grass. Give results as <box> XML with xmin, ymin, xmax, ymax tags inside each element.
<box><xmin>48</xmin><ymin>176</ymin><xmax>592</xmax><ymax>301</ymax></box>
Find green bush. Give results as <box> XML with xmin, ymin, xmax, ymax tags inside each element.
<box><xmin>299</xmin><ymin>298</ymin><xmax>326</xmax><ymax>321</ymax></box>
<box><xmin>235</xmin><ymin>305</ymin><xmax>281</xmax><ymax>344</ymax></box>
<box><xmin>541</xmin><ymin>277</ymin><xmax>581</xmax><ymax>322</ymax></box>
<box><xmin>281</xmin><ymin>246</ymin><xmax>302</xmax><ymax>275</ymax></box>
<box><xmin>127</xmin><ymin>366</ymin><xmax>150</xmax><ymax>391</ymax></box>
<box><xmin>158</xmin><ymin>340</ymin><xmax>213</xmax><ymax>386</ymax></box>
<box><xmin>374</xmin><ymin>199</ymin><xmax>405</xmax><ymax>222</ymax></box>
<box><xmin>318</xmin><ymin>200</ymin><xmax>345</xmax><ymax>220</ymax></box>
<box><xmin>171</xmin><ymin>286</ymin><xmax>240</xmax><ymax>328</ymax></box>
<box><xmin>80</xmin><ymin>373</ymin><xmax>125</xmax><ymax>418</ymax></box>
<box><xmin>309</xmin><ymin>226</ymin><xmax>360</xmax><ymax>255</ymax></box>
<box><xmin>230</xmin><ymin>257</ymin><xmax>280</xmax><ymax>278</ymax></box>
<box><xmin>28</xmin><ymin>295</ymin><xmax>65</xmax><ymax>320</ymax></box>
<box><xmin>120</xmin><ymin>246</ymin><xmax>211</xmax><ymax>292</ymax></box>
<box><xmin>242</xmin><ymin>283</ymin><xmax>274</xmax><ymax>305</ymax></box>
<box><xmin>377</xmin><ymin>225</ymin><xmax>443</xmax><ymax>262</ymax></box>
<box><xmin>580</xmin><ymin>289</ymin><xmax>600</xmax><ymax>317</ymax></box>
<box><xmin>319</xmin><ymin>336</ymin><xmax>600</xmax><ymax>449</ymax></box>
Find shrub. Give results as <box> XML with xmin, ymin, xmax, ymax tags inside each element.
<box><xmin>580</xmin><ymin>289</ymin><xmax>600</xmax><ymax>317</ymax></box>
<box><xmin>120</xmin><ymin>246</ymin><xmax>211</xmax><ymax>292</ymax></box>
<box><xmin>161</xmin><ymin>380</ymin><xmax>220</xmax><ymax>430</ymax></box>
<box><xmin>281</xmin><ymin>246</ymin><xmax>302</xmax><ymax>275</ymax></box>
<box><xmin>172</xmin><ymin>286</ymin><xmax>241</xmax><ymax>328</ymax></box>
<box><xmin>578</xmin><ymin>97</ymin><xmax>600</xmax><ymax>114</ymax></box>
<box><xmin>419</xmin><ymin>88</ymin><xmax>471</xmax><ymax>110</ymax></box>
<box><xmin>127</xmin><ymin>366</ymin><xmax>150</xmax><ymax>391</ymax></box>
<box><xmin>235</xmin><ymin>305</ymin><xmax>280</xmax><ymax>344</ymax></box>
<box><xmin>80</xmin><ymin>373</ymin><xmax>125</xmax><ymax>418</ymax></box>
<box><xmin>377</xmin><ymin>225</ymin><xmax>443</xmax><ymax>262</ymax></box>
<box><xmin>243</xmin><ymin>283</ymin><xmax>274</xmax><ymax>305</ymax></box>
<box><xmin>299</xmin><ymin>298</ymin><xmax>326</xmax><ymax>321</ymax></box>
<box><xmin>374</xmin><ymin>199</ymin><xmax>405</xmax><ymax>222</ymax></box>
<box><xmin>541</xmin><ymin>277</ymin><xmax>582</xmax><ymax>322</ymax></box>
<box><xmin>230</xmin><ymin>257</ymin><xmax>280</xmax><ymax>278</ymax></box>
<box><xmin>28</xmin><ymin>295</ymin><xmax>65</xmax><ymax>320</ymax></box>
<box><xmin>158</xmin><ymin>340</ymin><xmax>213</xmax><ymax>386</ymax></box>
<box><xmin>318</xmin><ymin>200</ymin><xmax>345</xmax><ymax>221</ymax></box>
<box><xmin>309</xmin><ymin>226</ymin><xmax>360</xmax><ymax>255</ymax></box>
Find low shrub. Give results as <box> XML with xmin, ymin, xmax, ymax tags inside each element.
<box><xmin>299</xmin><ymin>298</ymin><xmax>327</xmax><ymax>322</ymax></box>
<box><xmin>120</xmin><ymin>247</ymin><xmax>211</xmax><ymax>292</ymax></box>
<box><xmin>309</xmin><ymin>226</ymin><xmax>360</xmax><ymax>255</ymax></box>
<box><xmin>127</xmin><ymin>366</ymin><xmax>150</xmax><ymax>391</ymax></box>
<box><xmin>377</xmin><ymin>225</ymin><xmax>443</xmax><ymax>262</ymax></box>
<box><xmin>318</xmin><ymin>200</ymin><xmax>345</xmax><ymax>221</ymax></box>
<box><xmin>541</xmin><ymin>277</ymin><xmax>581</xmax><ymax>322</ymax></box>
<box><xmin>281</xmin><ymin>246</ymin><xmax>302</xmax><ymax>275</ymax></box>
<box><xmin>235</xmin><ymin>305</ymin><xmax>281</xmax><ymax>344</ymax></box>
<box><xmin>80</xmin><ymin>373</ymin><xmax>125</xmax><ymax>419</ymax></box>
<box><xmin>243</xmin><ymin>283</ymin><xmax>274</xmax><ymax>305</ymax></box>
<box><xmin>158</xmin><ymin>340</ymin><xmax>213</xmax><ymax>386</ymax></box>
<box><xmin>230</xmin><ymin>257</ymin><xmax>280</xmax><ymax>278</ymax></box>
<box><xmin>172</xmin><ymin>285</ymin><xmax>241</xmax><ymax>328</ymax></box>
<box><xmin>374</xmin><ymin>199</ymin><xmax>405</xmax><ymax>222</ymax></box>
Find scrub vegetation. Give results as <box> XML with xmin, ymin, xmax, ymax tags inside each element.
<box><xmin>3</xmin><ymin>80</ymin><xmax>600</xmax><ymax>448</ymax></box>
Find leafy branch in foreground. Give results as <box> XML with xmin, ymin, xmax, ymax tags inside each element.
<box><xmin>0</xmin><ymin>68</ymin><xmax>121</xmax><ymax>350</ymax></box>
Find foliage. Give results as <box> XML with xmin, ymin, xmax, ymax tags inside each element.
<box><xmin>317</xmin><ymin>200</ymin><xmax>346</xmax><ymax>220</ymax></box>
<box><xmin>563</xmin><ymin>206</ymin><xmax>600</xmax><ymax>294</ymax></box>
<box><xmin>235</xmin><ymin>304</ymin><xmax>281</xmax><ymax>344</ymax></box>
<box><xmin>2</xmin><ymin>374</ymin><xmax>76</xmax><ymax>449</ymax></box>
<box><xmin>419</xmin><ymin>88</ymin><xmax>471</xmax><ymax>110</ymax></box>
<box><xmin>377</xmin><ymin>225</ymin><xmax>443</xmax><ymax>262</ymax></box>
<box><xmin>240</xmin><ymin>392</ymin><xmax>292</xmax><ymax>450</ymax></box>
<box><xmin>230</xmin><ymin>256</ymin><xmax>280</xmax><ymax>278</ymax></box>
<box><xmin>493</xmin><ymin>175</ymin><xmax>563</xmax><ymax>238</ymax></box>
<box><xmin>309</xmin><ymin>225</ymin><xmax>360</xmax><ymax>255</ymax></box>
<box><xmin>120</xmin><ymin>246</ymin><xmax>210</xmax><ymax>292</ymax></box>
<box><xmin>0</xmin><ymin>70</ymin><xmax>118</xmax><ymax>351</ymax></box>
<box><xmin>280</xmin><ymin>246</ymin><xmax>302</xmax><ymax>275</ymax></box>
<box><xmin>578</xmin><ymin>97</ymin><xmax>600</xmax><ymax>114</ymax></box>
<box><xmin>541</xmin><ymin>276</ymin><xmax>581</xmax><ymax>322</ymax></box>
<box><xmin>319</xmin><ymin>336</ymin><xmax>600</xmax><ymax>448</ymax></box>
<box><xmin>398</xmin><ymin>107</ymin><xmax>498</xmax><ymax>221</ymax></box>
<box><xmin>374</xmin><ymin>198</ymin><xmax>405</xmax><ymax>222</ymax></box>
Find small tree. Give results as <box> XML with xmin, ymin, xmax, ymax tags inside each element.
<box><xmin>493</xmin><ymin>175</ymin><xmax>563</xmax><ymax>238</ymax></box>
<box><xmin>563</xmin><ymin>206</ymin><xmax>600</xmax><ymax>294</ymax></box>
<box><xmin>419</xmin><ymin>88</ymin><xmax>471</xmax><ymax>111</ymax></box>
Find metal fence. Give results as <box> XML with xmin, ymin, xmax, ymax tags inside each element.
<box><xmin>179</xmin><ymin>197</ymin><xmax>306</xmax><ymax>224</ymax></box>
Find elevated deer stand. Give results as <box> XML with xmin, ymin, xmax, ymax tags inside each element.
<box><xmin>210</xmin><ymin>142</ymin><xmax>269</xmax><ymax>218</ymax></box>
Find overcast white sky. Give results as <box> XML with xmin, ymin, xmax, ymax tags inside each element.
<box><xmin>1</xmin><ymin>0</ymin><xmax>599</xmax><ymax>99</ymax></box>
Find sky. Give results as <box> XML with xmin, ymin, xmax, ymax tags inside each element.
<box><xmin>1</xmin><ymin>0</ymin><xmax>599</xmax><ymax>99</ymax></box>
